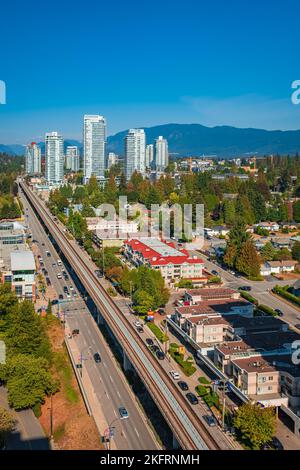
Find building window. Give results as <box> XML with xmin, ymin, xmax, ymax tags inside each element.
<box><xmin>15</xmin><ymin>285</ymin><xmax>23</xmax><ymax>296</ymax></box>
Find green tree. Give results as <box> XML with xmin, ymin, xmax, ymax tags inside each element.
<box><xmin>0</xmin><ymin>355</ymin><xmax>59</xmax><ymax>410</ymax></box>
<box><xmin>261</xmin><ymin>242</ymin><xmax>276</xmax><ymax>261</ymax></box>
<box><xmin>133</xmin><ymin>290</ymin><xmax>154</xmax><ymax>315</ymax></box>
<box><xmin>292</xmin><ymin>241</ymin><xmax>300</xmax><ymax>262</ymax></box>
<box><xmin>294</xmin><ymin>201</ymin><xmax>300</xmax><ymax>223</ymax></box>
<box><xmin>223</xmin><ymin>199</ymin><xmax>236</xmax><ymax>225</ymax></box>
<box><xmin>235</xmin><ymin>240</ymin><xmax>261</xmax><ymax>278</ymax></box>
<box><xmin>0</xmin><ymin>407</ymin><xmax>16</xmax><ymax>447</ymax></box>
<box><xmin>234</xmin><ymin>403</ymin><xmax>276</xmax><ymax>449</ymax></box>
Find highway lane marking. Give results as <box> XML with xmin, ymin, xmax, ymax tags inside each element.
<box><xmin>109</xmin><ymin>375</ymin><xmax>114</xmax><ymax>383</ymax></box>
<box><xmin>117</xmin><ymin>391</ymin><xmax>121</xmax><ymax>398</ymax></box>
<box><xmin>113</xmin><ymin>409</ymin><xmax>117</xmax><ymax>417</ymax></box>
<box><xmin>134</xmin><ymin>427</ymin><xmax>140</xmax><ymax>438</ymax></box>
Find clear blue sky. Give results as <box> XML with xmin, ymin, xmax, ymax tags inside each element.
<box><xmin>1</xmin><ymin>0</ymin><xmax>300</xmax><ymax>143</ymax></box>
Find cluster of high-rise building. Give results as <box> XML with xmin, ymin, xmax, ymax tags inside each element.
<box><xmin>25</xmin><ymin>115</ymin><xmax>169</xmax><ymax>185</ymax></box>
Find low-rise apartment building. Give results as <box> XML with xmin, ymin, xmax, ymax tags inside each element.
<box><xmin>124</xmin><ymin>238</ymin><xmax>205</xmax><ymax>282</ymax></box>
<box><xmin>260</xmin><ymin>260</ymin><xmax>297</xmax><ymax>276</ymax></box>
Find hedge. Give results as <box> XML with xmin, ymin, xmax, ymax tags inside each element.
<box><xmin>258</xmin><ymin>304</ymin><xmax>278</xmax><ymax>317</ymax></box>
<box><xmin>273</xmin><ymin>285</ymin><xmax>300</xmax><ymax>308</ymax></box>
<box><xmin>196</xmin><ymin>385</ymin><xmax>209</xmax><ymax>397</ymax></box>
<box><xmin>198</xmin><ymin>376</ymin><xmax>211</xmax><ymax>385</ymax></box>
<box><xmin>147</xmin><ymin>322</ymin><xmax>169</xmax><ymax>343</ymax></box>
<box><xmin>169</xmin><ymin>349</ymin><xmax>196</xmax><ymax>377</ymax></box>
<box><xmin>239</xmin><ymin>291</ymin><xmax>259</xmax><ymax>306</ymax></box>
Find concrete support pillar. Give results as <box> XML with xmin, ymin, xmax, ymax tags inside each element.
<box><xmin>172</xmin><ymin>434</ymin><xmax>180</xmax><ymax>450</ymax></box>
<box><xmin>123</xmin><ymin>352</ymin><xmax>133</xmax><ymax>372</ymax></box>
<box><xmin>295</xmin><ymin>420</ymin><xmax>300</xmax><ymax>438</ymax></box>
<box><xmin>96</xmin><ymin>309</ymin><xmax>105</xmax><ymax>325</ymax></box>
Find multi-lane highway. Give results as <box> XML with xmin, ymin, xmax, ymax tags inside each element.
<box><xmin>20</xmin><ymin>180</ymin><xmax>223</xmax><ymax>450</ymax></box>
<box><xmin>21</xmin><ymin>190</ymin><xmax>158</xmax><ymax>450</ymax></box>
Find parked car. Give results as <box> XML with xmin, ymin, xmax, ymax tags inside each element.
<box><xmin>211</xmin><ymin>270</ymin><xmax>219</xmax><ymax>276</ymax></box>
<box><xmin>239</xmin><ymin>286</ymin><xmax>252</xmax><ymax>292</ymax></box>
<box><xmin>93</xmin><ymin>352</ymin><xmax>101</xmax><ymax>363</ymax></box>
<box><xmin>178</xmin><ymin>381</ymin><xmax>189</xmax><ymax>391</ymax></box>
<box><xmin>46</xmin><ymin>277</ymin><xmax>51</xmax><ymax>286</ymax></box>
<box><xmin>134</xmin><ymin>321</ymin><xmax>142</xmax><ymax>328</ymax></box>
<box><xmin>203</xmin><ymin>415</ymin><xmax>217</xmax><ymax>427</ymax></box>
<box><xmin>137</xmin><ymin>326</ymin><xmax>144</xmax><ymax>333</ymax></box>
<box><xmin>186</xmin><ymin>393</ymin><xmax>199</xmax><ymax>405</ymax></box>
<box><xmin>263</xmin><ymin>437</ymin><xmax>284</xmax><ymax>450</ymax></box>
<box><xmin>146</xmin><ymin>338</ymin><xmax>154</xmax><ymax>346</ymax></box>
<box><xmin>170</xmin><ymin>370</ymin><xmax>180</xmax><ymax>380</ymax></box>
<box><xmin>119</xmin><ymin>407</ymin><xmax>129</xmax><ymax>419</ymax></box>
<box><xmin>156</xmin><ymin>351</ymin><xmax>165</xmax><ymax>360</ymax></box>
<box><xmin>150</xmin><ymin>345</ymin><xmax>159</xmax><ymax>353</ymax></box>
<box><xmin>275</xmin><ymin>309</ymin><xmax>284</xmax><ymax>317</ymax></box>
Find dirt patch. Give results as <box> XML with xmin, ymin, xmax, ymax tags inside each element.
<box><xmin>39</xmin><ymin>318</ymin><xmax>103</xmax><ymax>450</ymax></box>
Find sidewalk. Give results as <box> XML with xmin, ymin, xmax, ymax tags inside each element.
<box><xmin>64</xmin><ymin>326</ymin><xmax>116</xmax><ymax>450</ymax></box>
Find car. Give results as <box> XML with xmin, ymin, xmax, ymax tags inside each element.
<box><xmin>119</xmin><ymin>406</ymin><xmax>129</xmax><ymax>419</ymax></box>
<box><xmin>239</xmin><ymin>286</ymin><xmax>252</xmax><ymax>292</ymax></box>
<box><xmin>72</xmin><ymin>329</ymin><xmax>79</xmax><ymax>335</ymax></box>
<box><xmin>66</xmin><ymin>293</ymin><xmax>71</xmax><ymax>299</ymax></box>
<box><xmin>57</xmin><ymin>259</ymin><xmax>62</xmax><ymax>266</ymax></box>
<box><xmin>211</xmin><ymin>270</ymin><xmax>219</xmax><ymax>276</ymax></box>
<box><xmin>150</xmin><ymin>345</ymin><xmax>159</xmax><ymax>353</ymax></box>
<box><xmin>178</xmin><ymin>381</ymin><xmax>189</xmax><ymax>391</ymax></box>
<box><xmin>58</xmin><ymin>294</ymin><xmax>64</xmax><ymax>300</ymax></box>
<box><xmin>42</xmin><ymin>243</ymin><xmax>45</xmax><ymax>246</ymax></box>
<box><xmin>93</xmin><ymin>352</ymin><xmax>101</xmax><ymax>363</ymax></box>
<box><xmin>275</xmin><ymin>309</ymin><xmax>284</xmax><ymax>317</ymax></box>
<box><xmin>63</xmin><ymin>286</ymin><xmax>68</xmax><ymax>293</ymax></box>
<box><xmin>46</xmin><ymin>251</ymin><xmax>51</xmax><ymax>257</ymax></box>
<box><xmin>170</xmin><ymin>370</ymin><xmax>180</xmax><ymax>380</ymax></box>
<box><xmin>156</xmin><ymin>351</ymin><xmax>165</xmax><ymax>360</ymax></box>
<box><xmin>69</xmin><ymin>285</ymin><xmax>74</xmax><ymax>291</ymax></box>
<box><xmin>52</xmin><ymin>263</ymin><xmax>56</xmax><ymax>267</ymax></box>
<box><xmin>134</xmin><ymin>321</ymin><xmax>142</xmax><ymax>328</ymax></box>
<box><xmin>44</xmin><ymin>270</ymin><xmax>48</xmax><ymax>276</ymax></box>
<box><xmin>186</xmin><ymin>393</ymin><xmax>199</xmax><ymax>405</ymax></box>
<box><xmin>57</xmin><ymin>273</ymin><xmax>62</xmax><ymax>279</ymax></box>
<box><xmin>42</xmin><ymin>268</ymin><xmax>46</xmax><ymax>274</ymax></box>
<box><xmin>46</xmin><ymin>277</ymin><xmax>51</xmax><ymax>286</ymax></box>
<box><xmin>157</xmin><ymin>308</ymin><xmax>165</xmax><ymax>316</ymax></box>
<box><xmin>203</xmin><ymin>415</ymin><xmax>217</xmax><ymax>427</ymax></box>
<box><xmin>73</xmin><ymin>292</ymin><xmax>77</xmax><ymax>298</ymax></box>
<box><xmin>137</xmin><ymin>326</ymin><xmax>144</xmax><ymax>333</ymax></box>
<box><xmin>263</xmin><ymin>437</ymin><xmax>284</xmax><ymax>451</ymax></box>
<box><xmin>146</xmin><ymin>338</ymin><xmax>154</xmax><ymax>346</ymax></box>
<box><xmin>64</xmin><ymin>275</ymin><xmax>69</xmax><ymax>281</ymax></box>
<box><xmin>294</xmin><ymin>324</ymin><xmax>300</xmax><ymax>331</ymax></box>
<box><xmin>51</xmin><ymin>299</ymin><xmax>58</xmax><ymax>305</ymax></box>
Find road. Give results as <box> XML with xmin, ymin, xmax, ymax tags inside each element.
<box><xmin>22</xmin><ymin>192</ymin><xmax>158</xmax><ymax>451</ymax></box>
<box><xmin>20</xmin><ymin>180</ymin><xmax>222</xmax><ymax>450</ymax></box>
<box><xmin>0</xmin><ymin>387</ymin><xmax>49</xmax><ymax>450</ymax></box>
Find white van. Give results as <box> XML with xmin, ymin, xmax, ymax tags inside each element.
<box><xmin>57</xmin><ymin>259</ymin><xmax>62</xmax><ymax>266</ymax></box>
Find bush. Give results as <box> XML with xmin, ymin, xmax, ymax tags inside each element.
<box><xmin>273</xmin><ymin>285</ymin><xmax>300</xmax><ymax>307</ymax></box>
<box><xmin>177</xmin><ymin>279</ymin><xmax>194</xmax><ymax>288</ymax></box>
<box><xmin>196</xmin><ymin>385</ymin><xmax>208</xmax><ymax>397</ymax></box>
<box><xmin>198</xmin><ymin>376</ymin><xmax>211</xmax><ymax>385</ymax></box>
<box><xmin>169</xmin><ymin>349</ymin><xmax>196</xmax><ymax>377</ymax></box>
<box><xmin>240</xmin><ymin>291</ymin><xmax>259</xmax><ymax>305</ymax></box>
<box><xmin>258</xmin><ymin>304</ymin><xmax>278</xmax><ymax>317</ymax></box>
<box><xmin>107</xmin><ymin>287</ymin><xmax>117</xmax><ymax>297</ymax></box>
<box><xmin>208</xmin><ymin>276</ymin><xmax>222</xmax><ymax>284</ymax></box>
<box><xmin>203</xmin><ymin>391</ymin><xmax>220</xmax><ymax>409</ymax></box>
<box><xmin>146</xmin><ymin>322</ymin><xmax>168</xmax><ymax>343</ymax></box>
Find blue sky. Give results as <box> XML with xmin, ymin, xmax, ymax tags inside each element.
<box><xmin>1</xmin><ymin>0</ymin><xmax>300</xmax><ymax>143</ymax></box>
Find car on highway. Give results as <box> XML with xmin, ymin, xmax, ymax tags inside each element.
<box><xmin>66</xmin><ymin>293</ymin><xmax>71</xmax><ymax>299</ymax></box>
<box><xmin>42</xmin><ymin>243</ymin><xmax>45</xmax><ymax>247</ymax></box>
<box><xmin>186</xmin><ymin>393</ymin><xmax>199</xmax><ymax>405</ymax></box>
<box><xmin>211</xmin><ymin>270</ymin><xmax>219</xmax><ymax>276</ymax></box>
<box><xmin>93</xmin><ymin>352</ymin><xmax>101</xmax><ymax>363</ymax></box>
<box><xmin>46</xmin><ymin>251</ymin><xmax>51</xmax><ymax>257</ymax></box>
<box><xmin>178</xmin><ymin>381</ymin><xmax>189</xmax><ymax>391</ymax></box>
<box><xmin>58</xmin><ymin>294</ymin><xmax>64</xmax><ymax>300</ymax></box>
<box><xmin>44</xmin><ymin>270</ymin><xmax>48</xmax><ymax>276</ymax></box>
<box><xmin>136</xmin><ymin>326</ymin><xmax>144</xmax><ymax>333</ymax></box>
<box><xmin>57</xmin><ymin>273</ymin><xmax>62</xmax><ymax>279</ymax></box>
<box><xmin>239</xmin><ymin>286</ymin><xmax>252</xmax><ymax>291</ymax></box>
<box><xmin>275</xmin><ymin>309</ymin><xmax>284</xmax><ymax>317</ymax></box>
<box><xmin>156</xmin><ymin>351</ymin><xmax>165</xmax><ymax>360</ymax></box>
<box><xmin>170</xmin><ymin>370</ymin><xmax>180</xmax><ymax>380</ymax></box>
<box><xmin>119</xmin><ymin>406</ymin><xmax>129</xmax><ymax>419</ymax></box>
<box><xmin>51</xmin><ymin>299</ymin><xmax>58</xmax><ymax>305</ymax></box>
<box><xmin>46</xmin><ymin>277</ymin><xmax>51</xmax><ymax>286</ymax></box>
<box><xmin>72</xmin><ymin>329</ymin><xmax>79</xmax><ymax>335</ymax></box>
<box><xmin>63</xmin><ymin>286</ymin><xmax>68</xmax><ymax>293</ymax></box>
<box><xmin>203</xmin><ymin>415</ymin><xmax>217</xmax><ymax>427</ymax></box>
<box><xmin>69</xmin><ymin>285</ymin><xmax>74</xmax><ymax>291</ymax></box>
<box><xmin>52</xmin><ymin>263</ymin><xmax>56</xmax><ymax>267</ymax></box>
<box><xmin>57</xmin><ymin>259</ymin><xmax>62</xmax><ymax>266</ymax></box>
<box><xmin>146</xmin><ymin>338</ymin><xmax>154</xmax><ymax>346</ymax></box>
<box><xmin>134</xmin><ymin>320</ymin><xmax>142</xmax><ymax>328</ymax></box>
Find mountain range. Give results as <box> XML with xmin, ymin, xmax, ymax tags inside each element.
<box><xmin>2</xmin><ymin>123</ymin><xmax>300</xmax><ymax>157</ymax></box>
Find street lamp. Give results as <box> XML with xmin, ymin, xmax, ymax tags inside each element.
<box><xmin>78</xmin><ymin>345</ymin><xmax>92</xmax><ymax>378</ymax></box>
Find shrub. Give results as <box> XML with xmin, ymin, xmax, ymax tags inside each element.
<box><xmin>272</xmin><ymin>285</ymin><xmax>300</xmax><ymax>307</ymax></box>
<box><xmin>169</xmin><ymin>349</ymin><xmax>196</xmax><ymax>377</ymax></box>
<box><xmin>198</xmin><ymin>376</ymin><xmax>211</xmax><ymax>385</ymax></box>
<box><xmin>147</xmin><ymin>322</ymin><xmax>168</xmax><ymax>343</ymax></box>
<box><xmin>239</xmin><ymin>291</ymin><xmax>259</xmax><ymax>305</ymax></box>
<box><xmin>196</xmin><ymin>385</ymin><xmax>208</xmax><ymax>397</ymax></box>
<box><xmin>258</xmin><ymin>304</ymin><xmax>278</xmax><ymax>317</ymax></box>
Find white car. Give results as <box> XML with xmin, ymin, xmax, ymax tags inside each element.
<box><xmin>57</xmin><ymin>273</ymin><xmax>62</xmax><ymax>279</ymax></box>
<box><xmin>170</xmin><ymin>370</ymin><xmax>180</xmax><ymax>380</ymax></box>
<box><xmin>134</xmin><ymin>321</ymin><xmax>142</xmax><ymax>328</ymax></box>
<box><xmin>69</xmin><ymin>285</ymin><xmax>74</xmax><ymax>291</ymax></box>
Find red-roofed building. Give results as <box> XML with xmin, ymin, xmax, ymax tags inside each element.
<box><xmin>124</xmin><ymin>238</ymin><xmax>205</xmax><ymax>282</ymax></box>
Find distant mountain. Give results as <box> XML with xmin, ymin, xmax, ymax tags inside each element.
<box><xmin>3</xmin><ymin>123</ymin><xmax>300</xmax><ymax>157</ymax></box>
<box><xmin>106</xmin><ymin>124</ymin><xmax>300</xmax><ymax>157</ymax></box>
